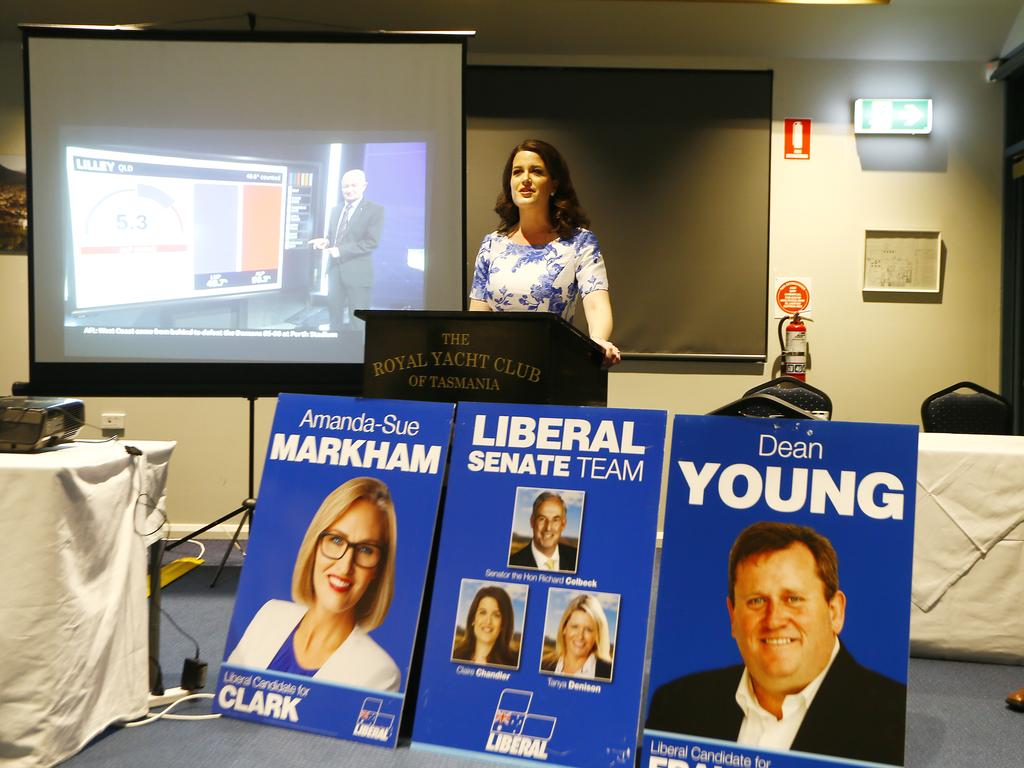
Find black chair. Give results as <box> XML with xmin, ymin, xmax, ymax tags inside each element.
<box><xmin>708</xmin><ymin>393</ymin><xmax>822</xmax><ymax>420</ymax></box>
<box><xmin>743</xmin><ymin>376</ymin><xmax>833</xmax><ymax>420</ymax></box>
<box><xmin>921</xmin><ymin>381</ymin><xmax>1012</xmax><ymax>434</ymax></box>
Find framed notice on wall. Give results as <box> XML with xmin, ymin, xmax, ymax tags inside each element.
<box><xmin>863</xmin><ymin>230</ymin><xmax>941</xmax><ymax>293</ymax></box>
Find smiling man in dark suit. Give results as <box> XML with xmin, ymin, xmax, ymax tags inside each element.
<box><xmin>646</xmin><ymin>521</ymin><xmax>906</xmax><ymax>766</ymax></box>
<box><xmin>311</xmin><ymin>168</ymin><xmax>383</xmax><ymax>328</ymax></box>
<box><xmin>509</xmin><ymin>491</ymin><xmax>578</xmax><ymax>573</ymax></box>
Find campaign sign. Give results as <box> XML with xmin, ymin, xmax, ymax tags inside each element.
<box><xmin>213</xmin><ymin>394</ymin><xmax>454</xmax><ymax>747</ymax></box>
<box><xmin>412</xmin><ymin>401</ymin><xmax>667</xmax><ymax>767</ymax></box>
<box><xmin>643</xmin><ymin>415</ymin><xmax>917</xmax><ymax>768</ymax></box>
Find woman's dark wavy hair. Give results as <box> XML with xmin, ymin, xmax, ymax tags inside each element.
<box><xmin>495</xmin><ymin>139</ymin><xmax>589</xmax><ymax>239</ymax></box>
<box><xmin>452</xmin><ymin>585</ymin><xmax>517</xmax><ymax>667</ymax></box>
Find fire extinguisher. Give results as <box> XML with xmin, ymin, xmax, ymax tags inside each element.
<box><xmin>778</xmin><ymin>313</ymin><xmax>810</xmax><ymax>381</ymax></box>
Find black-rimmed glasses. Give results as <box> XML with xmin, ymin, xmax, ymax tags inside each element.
<box><xmin>317</xmin><ymin>531</ymin><xmax>384</xmax><ymax>568</ymax></box>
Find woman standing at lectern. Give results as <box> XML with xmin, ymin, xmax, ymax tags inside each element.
<box><xmin>468</xmin><ymin>139</ymin><xmax>621</xmax><ymax>366</ymax></box>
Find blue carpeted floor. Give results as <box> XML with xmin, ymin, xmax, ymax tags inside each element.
<box><xmin>64</xmin><ymin>558</ymin><xmax>1023</xmax><ymax>768</ymax></box>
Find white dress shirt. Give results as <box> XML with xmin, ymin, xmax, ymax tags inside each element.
<box><xmin>531</xmin><ymin>541</ymin><xmax>560</xmax><ymax>571</ymax></box>
<box><xmin>554</xmin><ymin>652</ymin><xmax>597</xmax><ymax>678</ymax></box>
<box><xmin>734</xmin><ymin>638</ymin><xmax>840</xmax><ymax>750</ymax></box>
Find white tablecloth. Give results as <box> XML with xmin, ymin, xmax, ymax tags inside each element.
<box><xmin>911</xmin><ymin>432</ymin><xmax>1024</xmax><ymax>662</ymax></box>
<box><xmin>0</xmin><ymin>440</ymin><xmax>175</xmax><ymax>768</ymax></box>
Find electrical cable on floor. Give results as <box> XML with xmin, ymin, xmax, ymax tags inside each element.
<box><xmin>121</xmin><ymin>693</ymin><xmax>221</xmax><ymax>727</ymax></box>
<box><xmin>178</xmin><ymin>538</ymin><xmax>206</xmax><ymax>560</ymax></box>
<box><xmin>160</xmin><ymin>606</ymin><xmax>201</xmax><ymax>659</ymax></box>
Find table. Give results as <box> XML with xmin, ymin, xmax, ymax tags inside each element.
<box><xmin>911</xmin><ymin>432</ymin><xmax>1024</xmax><ymax>663</ymax></box>
<box><xmin>0</xmin><ymin>440</ymin><xmax>175</xmax><ymax>768</ymax></box>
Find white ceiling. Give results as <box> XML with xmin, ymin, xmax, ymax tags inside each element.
<box><xmin>0</xmin><ymin>0</ymin><xmax>1020</xmax><ymax>63</ymax></box>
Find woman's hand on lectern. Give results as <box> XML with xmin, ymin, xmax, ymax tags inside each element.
<box><xmin>591</xmin><ymin>338</ymin><xmax>621</xmax><ymax>367</ymax></box>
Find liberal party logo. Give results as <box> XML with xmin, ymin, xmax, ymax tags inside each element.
<box><xmin>353</xmin><ymin>697</ymin><xmax>394</xmax><ymax>742</ymax></box>
<box><xmin>485</xmin><ymin>689</ymin><xmax>556</xmax><ymax>760</ymax></box>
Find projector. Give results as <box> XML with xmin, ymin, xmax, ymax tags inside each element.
<box><xmin>0</xmin><ymin>397</ymin><xmax>85</xmax><ymax>452</ymax></box>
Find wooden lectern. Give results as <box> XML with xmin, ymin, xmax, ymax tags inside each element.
<box><xmin>356</xmin><ymin>310</ymin><xmax>607</xmax><ymax>406</ymax></box>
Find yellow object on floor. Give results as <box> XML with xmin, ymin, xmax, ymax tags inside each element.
<box><xmin>147</xmin><ymin>557</ymin><xmax>204</xmax><ymax>596</ymax></box>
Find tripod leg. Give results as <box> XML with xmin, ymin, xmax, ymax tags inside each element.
<box><xmin>210</xmin><ymin>508</ymin><xmax>249</xmax><ymax>588</ymax></box>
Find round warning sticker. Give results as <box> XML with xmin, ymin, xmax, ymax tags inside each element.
<box><xmin>776</xmin><ymin>280</ymin><xmax>811</xmax><ymax>314</ymax></box>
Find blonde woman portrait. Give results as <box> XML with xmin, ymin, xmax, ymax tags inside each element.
<box><xmin>228</xmin><ymin>477</ymin><xmax>400</xmax><ymax>691</ymax></box>
<box><xmin>541</xmin><ymin>591</ymin><xmax>618</xmax><ymax>682</ymax></box>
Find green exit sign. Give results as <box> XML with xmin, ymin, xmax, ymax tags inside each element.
<box><xmin>854</xmin><ymin>99</ymin><xmax>932</xmax><ymax>135</ymax></box>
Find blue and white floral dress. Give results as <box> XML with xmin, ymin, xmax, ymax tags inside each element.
<box><xmin>469</xmin><ymin>229</ymin><xmax>609</xmax><ymax>321</ymax></box>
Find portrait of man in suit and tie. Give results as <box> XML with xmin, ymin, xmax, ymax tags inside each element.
<box><xmin>508</xmin><ymin>489</ymin><xmax>583</xmax><ymax>574</ymax></box>
<box><xmin>645</xmin><ymin>521</ymin><xmax>906</xmax><ymax>767</ymax></box>
<box><xmin>310</xmin><ymin>168</ymin><xmax>384</xmax><ymax>328</ymax></box>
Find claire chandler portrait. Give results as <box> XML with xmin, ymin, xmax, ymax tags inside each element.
<box><xmin>227</xmin><ymin>477</ymin><xmax>400</xmax><ymax>691</ymax></box>
<box><xmin>451</xmin><ymin>581</ymin><xmax>525</xmax><ymax>669</ymax></box>
<box><xmin>508</xmin><ymin>489</ymin><xmax>582</xmax><ymax>573</ymax></box>
<box><xmin>646</xmin><ymin>521</ymin><xmax>906</xmax><ymax>766</ymax></box>
<box><xmin>541</xmin><ymin>590</ymin><xmax>618</xmax><ymax>682</ymax></box>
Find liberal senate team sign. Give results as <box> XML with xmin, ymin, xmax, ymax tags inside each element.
<box><xmin>214</xmin><ymin>394</ymin><xmax>453</xmax><ymax>747</ymax></box>
<box><xmin>413</xmin><ymin>402</ymin><xmax>666</xmax><ymax>767</ymax></box>
<box><xmin>644</xmin><ymin>415</ymin><xmax>917</xmax><ymax>768</ymax></box>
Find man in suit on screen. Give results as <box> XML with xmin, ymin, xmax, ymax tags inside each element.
<box><xmin>311</xmin><ymin>168</ymin><xmax>384</xmax><ymax>328</ymax></box>
<box><xmin>646</xmin><ymin>521</ymin><xmax>906</xmax><ymax>766</ymax></box>
<box><xmin>509</xmin><ymin>491</ymin><xmax>578</xmax><ymax>573</ymax></box>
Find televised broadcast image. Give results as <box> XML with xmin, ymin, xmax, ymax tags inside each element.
<box><xmin>61</xmin><ymin>138</ymin><xmax>427</xmax><ymax>365</ymax></box>
<box><xmin>26</xmin><ymin>34</ymin><xmax>464</xmax><ymax>391</ymax></box>
<box><xmin>67</xmin><ymin>146</ymin><xmax>291</xmax><ymax>308</ymax></box>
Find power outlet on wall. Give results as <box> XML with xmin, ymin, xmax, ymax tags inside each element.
<box><xmin>100</xmin><ymin>412</ymin><xmax>126</xmax><ymax>429</ymax></box>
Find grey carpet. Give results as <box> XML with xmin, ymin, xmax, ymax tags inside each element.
<box><xmin>65</xmin><ymin>563</ymin><xmax>1024</xmax><ymax>768</ymax></box>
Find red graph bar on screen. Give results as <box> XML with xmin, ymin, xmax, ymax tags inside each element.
<box><xmin>240</xmin><ymin>185</ymin><xmax>284</xmax><ymax>271</ymax></box>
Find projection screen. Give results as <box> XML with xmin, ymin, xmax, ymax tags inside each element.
<box><xmin>23</xmin><ymin>27</ymin><xmax>465</xmax><ymax>396</ymax></box>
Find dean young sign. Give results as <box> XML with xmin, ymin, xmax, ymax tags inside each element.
<box><xmin>679</xmin><ymin>432</ymin><xmax>907</xmax><ymax>519</ymax></box>
<box><xmin>644</xmin><ymin>415</ymin><xmax>917</xmax><ymax>768</ymax></box>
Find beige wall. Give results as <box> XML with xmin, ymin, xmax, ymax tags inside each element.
<box><xmin>604</xmin><ymin>56</ymin><xmax>1003</xmax><ymax>423</ymax></box>
<box><xmin>0</xmin><ymin>43</ymin><xmax>1005</xmax><ymax>530</ymax></box>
